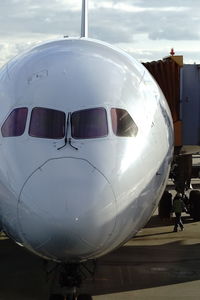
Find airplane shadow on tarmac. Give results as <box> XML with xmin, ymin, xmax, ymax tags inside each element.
<box><xmin>1</xmin><ymin>230</ymin><xmax>200</xmax><ymax>299</ymax></box>
<box><xmin>0</xmin><ymin>238</ymin><xmax>49</xmax><ymax>300</ymax></box>
<box><xmin>144</xmin><ymin>214</ymin><xmax>195</xmax><ymax>229</ymax></box>
<box><xmin>83</xmin><ymin>240</ymin><xmax>200</xmax><ymax>296</ymax></box>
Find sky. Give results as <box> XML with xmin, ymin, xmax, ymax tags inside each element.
<box><xmin>0</xmin><ymin>0</ymin><xmax>200</xmax><ymax>67</ymax></box>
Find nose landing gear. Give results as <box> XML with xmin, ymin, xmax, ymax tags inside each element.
<box><xmin>50</xmin><ymin>294</ymin><xmax>92</xmax><ymax>300</ymax></box>
<box><xmin>77</xmin><ymin>295</ymin><xmax>92</xmax><ymax>300</ymax></box>
<box><xmin>47</xmin><ymin>261</ymin><xmax>95</xmax><ymax>300</ymax></box>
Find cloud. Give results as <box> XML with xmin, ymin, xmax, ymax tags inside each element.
<box><xmin>149</xmin><ymin>29</ymin><xmax>200</xmax><ymax>41</ymax></box>
<box><xmin>112</xmin><ymin>0</ymin><xmax>200</xmax><ymax>8</ymax></box>
<box><xmin>0</xmin><ymin>0</ymin><xmax>199</xmax><ymax>67</ymax></box>
<box><xmin>0</xmin><ymin>0</ymin><xmax>197</xmax><ymax>41</ymax></box>
<box><xmin>0</xmin><ymin>0</ymin><xmax>81</xmax><ymax>37</ymax></box>
<box><xmin>90</xmin><ymin>5</ymin><xmax>200</xmax><ymax>43</ymax></box>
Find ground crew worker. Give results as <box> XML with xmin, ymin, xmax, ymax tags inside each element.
<box><xmin>173</xmin><ymin>193</ymin><xmax>186</xmax><ymax>232</ymax></box>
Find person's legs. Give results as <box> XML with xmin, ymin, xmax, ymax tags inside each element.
<box><xmin>179</xmin><ymin>215</ymin><xmax>184</xmax><ymax>230</ymax></box>
<box><xmin>175</xmin><ymin>212</ymin><xmax>184</xmax><ymax>231</ymax></box>
<box><xmin>174</xmin><ymin>213</ymin><xmax>179</xmax><ymax>231</ymax></box>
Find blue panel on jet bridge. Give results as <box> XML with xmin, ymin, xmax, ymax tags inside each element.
<box><xmin>181</xmin><ymin>64</ymin><xmax>200</xmax><ymax>145</ymax></box>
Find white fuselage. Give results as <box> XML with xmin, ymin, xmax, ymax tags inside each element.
<box><xmin>0</xmin><ymin>38</ymin><xmax>173</xmax><ymax>262</ymax></box>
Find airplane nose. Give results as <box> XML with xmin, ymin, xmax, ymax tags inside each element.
<box><xmin>17</xmin><ymin>157</ymin><xmax>116</xmax><ymax>261</ymax></box>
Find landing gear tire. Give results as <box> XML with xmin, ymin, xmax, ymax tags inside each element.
<box><xmin>49</xmin><ymin>294</ymin><xmax>64</xmax><ymax>300</ymax></box>
<box><xmin>77</xmin><ymin>294</ymin><xmax>93</xmax><ymax>300</ymax></box>
<box><xmin>66</xmin><ymin>294</ymin><xmax>76</xmax><ymax>300</ymax></box>
<box><xmin>189</xmin><ymin>190</ymin><xmax>200</xmax><ymax>221</ymax></box>
<box><xmin>158</xmin><ymin>191</ymin><xmax>172</xmax><ymax>219</ymax></box>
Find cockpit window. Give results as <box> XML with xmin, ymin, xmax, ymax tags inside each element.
<box><xmin>71</xmin><ymin>107</ymin><xmax>108</xmax><ymax>139</ymax></box>
<box><xmin>29</xmin><ymin>107</ymin><xmax>65</xmax><ymax>139</ymax></box>
<box><xmin>111</xmin><ymin>108</ymin><xmax>138</xmax><ymax>137</ymax></box>
<box><xmin>1</xmin><ymin>107</ymin><xmax>28</xmax><ymax>137</ymax></box>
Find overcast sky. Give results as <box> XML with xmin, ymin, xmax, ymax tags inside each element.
<box><xmin>0</xmin><ymin>0</ymin><xmax>200</xmax><ymax>67</ymax></box>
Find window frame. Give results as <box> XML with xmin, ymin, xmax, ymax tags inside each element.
<box><xmin>1</xmin><ymin>107</ymin><xmax>28</xmax><ymax>137</ymax></box>
<box><xmin>28</xmin><ymin>107</ymin><xmax>66</xmax><ymax>140</ymax></box>
<box><xmin>111</xmin><ymin>108</ymin><xmax>138</xmax><ymax>137</ymax></box>
<box><xmin>71</xmin><ymin>107</ymin><xmax>109</xmax><ymax>140</ymax></box>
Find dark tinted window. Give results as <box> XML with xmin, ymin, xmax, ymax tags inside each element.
<box><xmin>1</xmin><ymin>107</ymin><xmax>28</xmax><ymax>137</ymax></box>
<box><xmin>71</xmin><ymin>108</ymin><xmax>108</xmax><ymax>139</ymax></box>
<box><xmin>29</xmin><ymin>107</ymin><xmax>65</xmax><ymax>139</ymax></box>
<box><xmin>111</xmin><ymin>108</ymin><xmax>138</xmax><ymax>137</ymax></box>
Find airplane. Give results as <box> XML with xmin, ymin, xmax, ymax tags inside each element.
<box><xmin>0</xmin><ymin>0</ymin><xmax>174</xmax><ymax>299</ymax></box>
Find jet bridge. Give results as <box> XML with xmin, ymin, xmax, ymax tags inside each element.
<box><xmin>143</xmin><ymin>55</ymin><xmax>200</xmax><ymax>209</ymax></box>
<box><xmin>143</xmin><ymin>55</ymin><xmax>200</xmax><ymax>153</ymax></box>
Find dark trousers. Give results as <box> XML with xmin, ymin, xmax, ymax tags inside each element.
<box><xmin>174</xmin><ymin>212</ymin><xmax>183</xmax><ymax>230</ymax></box>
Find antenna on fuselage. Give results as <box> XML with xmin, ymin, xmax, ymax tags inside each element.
<box><xmin>81</xmin><ymin>0</ymin><xmax>88</xmax><ymax>38</ymax></box>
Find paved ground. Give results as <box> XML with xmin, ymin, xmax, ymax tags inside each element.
<box><xmin>1</xmin><ymin>211</ymin><xmax>200</xmax><ymax>300</ymax></box>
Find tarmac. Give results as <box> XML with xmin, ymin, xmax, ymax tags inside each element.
<box><xmin>1</xmin><ymin>212</ymin><xmax>200</xmax><ymax>300</ymax></box>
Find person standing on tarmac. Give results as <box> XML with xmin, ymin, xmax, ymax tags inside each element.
<box><xmin>173</xmin><ymin>192</ymin><xmax>186</xmax><ymax>232</ymax></box>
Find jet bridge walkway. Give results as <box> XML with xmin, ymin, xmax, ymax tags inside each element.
<box><xmin>143</xmin><ymin>55</ymin><xmax>200</xmax><ymax>194</ymax></box>
<box><xmin>143</xmin><ymin>55</ymin><xmax>200</xmax><ymax>154</ymax></box>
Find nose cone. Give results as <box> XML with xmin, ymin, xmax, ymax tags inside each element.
<box><xmin>17</xmin><ymin>158</ymin><xmax>116</xmax><ymax>262</ymax></box>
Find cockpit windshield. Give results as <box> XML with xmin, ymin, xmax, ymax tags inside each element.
<box><xmin>1</xmin><ymin>106</ymin><xmax>137</xmax><ymax>141</ymax></box>
<box><xmin>71</xmin><ymin>107</ymin><xmax>108</xmax><ymax>139</ymax></box>
<box><xmin>1</xmin><ymin>107</ymin><xmax>28</xmax><ymax>137</ymax></box>
<box><xmin>111</xmin><ymin>108</ymin><xmax>138</xmax><ymax>137</ymax></box>
<box><xmin>29</xmin><ymin>107</ymin><xmax>65</xmax><ymax>139</ymax></box>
